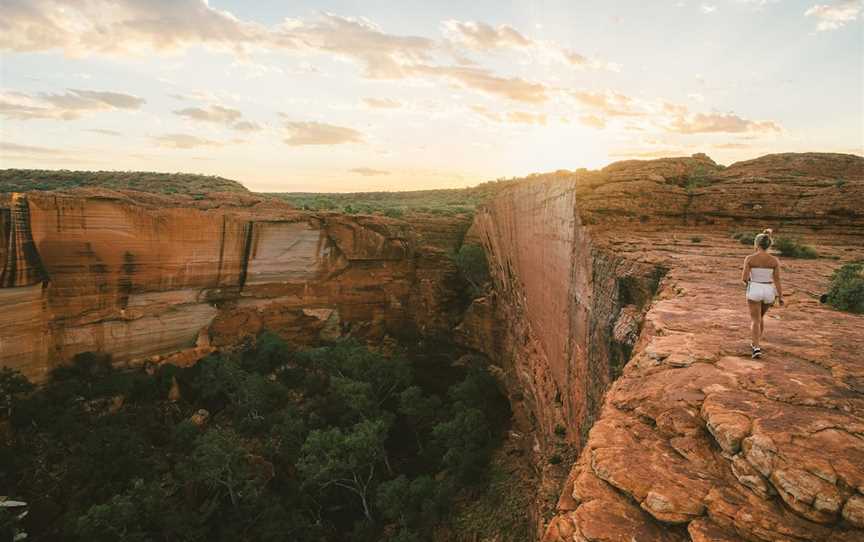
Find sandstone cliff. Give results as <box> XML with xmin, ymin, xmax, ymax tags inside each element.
<box><xmin>0</xmin><ymin>188</ymin><xmax>470</xmax><ymax>380</ymax></box>
<box><xmin>456</xmin><ymin>152</ymin><xmax>864</xmax><ymax>540</ymax></box>
<box><xmin>2</xmin><ymin>152</ymin><xmax>863</xmax><ymax>541</ymax></box>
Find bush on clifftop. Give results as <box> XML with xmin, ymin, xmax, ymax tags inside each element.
<box><xmin>826</xmin><ymin>261</ymin><xmax>864</xmax><ymax>314</ymax></box>
<box><xmin>774</xmin><ymin>237</ymin><xmax>818</xmax><ymax>259</ymax></box>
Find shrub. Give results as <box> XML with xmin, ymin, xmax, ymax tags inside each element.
<box><xmin>826</xmin><ymin>261</ymin><xmax>864</xmax><ymax>314</ymax></box>
<box><xmin>549</xmin><ymin>454</ymin><xmax>562</xmax><ymax>465</ymax></box>
<box><xmin>774</xmin><ymin>237</ymin><xmax>818</xmax><ymax>259</ymax></box>
<box><xmin>691</xmin><ymin>237</ymin><xmax>702</xmax><ymax>243</ymax></box>
<box><xmin>732</xmin><ymin>232</ymin><xmax>756</xmax><ymax>246</ymax></box>
<box><xmin>554</xmin><ymin>424</ymin><xmax>566</xmax><ymax>438</ymax></box>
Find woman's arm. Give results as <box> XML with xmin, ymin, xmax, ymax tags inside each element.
<box><xmin>741</xmin><ymin>256</ymin><xmax>751</xmax><ymax>284</ymax></box>
<box><xmin>774</xmin><ymin>261</ymin><xmax>784</xmax><ymax>304</ymax></box>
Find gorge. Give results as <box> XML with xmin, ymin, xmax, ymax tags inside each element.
<box><xmin>2</xmin><ymin>152</ymin><xmax>864</xmax><ymax>541</ymax></box>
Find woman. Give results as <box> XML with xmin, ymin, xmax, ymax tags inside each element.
<box><xmin>742</xmin><ymin>229</ymin><xmax>784</xmax><ymax>359</ymax></box>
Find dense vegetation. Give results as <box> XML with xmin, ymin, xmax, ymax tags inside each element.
<box><xmin>270</xmin><ymin>178</ymin><xmax>524</xmax><ymax>216</ymax></box>
<box><xmin>0</xmin><ymin>336</ymin><xmax>513</xmax><ymax>541</ymax></box>
<box><xmin>0</xmin><ymin>169</ymin><xmax>248</xmax><ymax>196</ymax></box>
<box><xmin>826</xmin><ymin>261</ymin><xmax>864</xmax><ymax>314</ymax></box>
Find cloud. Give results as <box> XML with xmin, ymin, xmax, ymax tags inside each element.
<box><xmin>86</xmin><ymin>128</ymin><xmax>122</xmax><ymax>136</ymax></box>
<box><xmin>349</xmin><ymin>167</ymin><xmax>390</xmax><ymax>176</ymax></box>
<box><xmin>153</xmin><ymin>133</ymin><xmax>223</xmax><ymax>149</ymax></box>
<box><xmin>667</xmin><ymin>112</ymin><xmax>782</xmax><ymax>133</ymax></box>
<box><xmin>505</xmin><ymin>111</ymin><xmax>547</xmax><ymax>125</ymax></box>
<box><xmin>579</xmin><ymin>115</ymin><xmax>607</xmax><ymax>129</ymax></box>
<box><xmin>569</xmin><ymin>90</ymin><xmax>643</xmax><ymax>116</ymax></box>
<box><xmin>232</xmin><ymin>120</ymin><xmax>262</xmax><ymax>131</ymax></box>
<box><xmin>442</xmin><ymin>20</ymin><xmax>532</xmax><ymax>50</ymax></box>
<box><xmin>701</xmin><ymin>5</ymin><xmax>718</xmax><ymax>14</ymax></box>
<box><xmin>174</xmin><ymin>105</ymin><xmax>242</xmax><ymax>123</ymax></box>
<box><xmin>805</xmin><ymin>1</ymin><xmax>862</xmax><ymax>31</ymax></box>
<box><xmin>410</xmin><ymin>65</ymin><xmax>547</xmax><ymax>103</ymax></box>
<box><xmin>282</xmin><ymin>120</ymin><xmax>364</xmax><ymax>146</ymax></box>
<box><xmin>173</xmin><ymin>104</ymin><xmax>261</xmax><ymax>131</ymax></box>
<box><xmin>279</xmin><ymin>13</ymin><xmax>436</xmax><ymax>79</ymax></box>
<box><xmin>363</xmin><ymin>97</ymin><xmax>402</xmax><ymax>109</ymax></box>
<box><xmin>0</xmin><ymin>0</ymin><xmax>268</xmax><ymax>54</ymax></box>
<box><xmin>442</xmin><ymin>19</ymin><xmax>616</xmax><ymax>70</ymax></box>
<box><xmin>0</xmin><ymin>88</ymin><xmax>145</xmax><ymax>120</ymax></box>
<box><xmin>0</xmin><ymin>141</ymin><xmax>64</xmax><ymax>155</ymax></box>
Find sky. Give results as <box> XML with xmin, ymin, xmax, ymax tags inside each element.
<box><xmin>0</xmin><ymin>0</ymin><xmax>862</xmax><ymax>192</ymax></box>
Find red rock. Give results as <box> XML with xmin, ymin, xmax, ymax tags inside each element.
<box><xmin>0</xmin><ymin>189</ymin><xmax>469</xmax><ymax>380</ymax></box>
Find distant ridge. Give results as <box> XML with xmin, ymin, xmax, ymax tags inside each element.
<box><xmin>0</xmin><ymin>169</ymin><xmax>249</xmax><ymax>196</ymax></box>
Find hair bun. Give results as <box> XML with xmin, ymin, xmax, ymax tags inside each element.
<box><xmin>763</xmin><ymin>228</ymin><xmax>773</xmax><ymax>235</ymax></box>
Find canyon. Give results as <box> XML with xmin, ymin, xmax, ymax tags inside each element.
<box><xmin>2</xmin><ymin>152</ymin><xmax>863</xmax><ymax>541</ymax></box>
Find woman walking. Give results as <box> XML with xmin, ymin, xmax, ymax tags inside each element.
<box><xmin>742</xmin><ymin>229</ymin><xmax>784</xmax><ymax>359</ymax></box>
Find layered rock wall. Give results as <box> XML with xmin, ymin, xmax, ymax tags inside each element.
<box><xmin>0</xmin><ymin>190</ymin><xmax>470</xmax><ymax>380</ymax></box>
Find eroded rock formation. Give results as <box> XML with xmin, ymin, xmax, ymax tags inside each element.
<box><xmin>455</xmin><ymin>152</ymin><xmax>864</xmax><ymax>540</ymax></box>
<box><xmin>0</xmin><ymin>188</ymin><xmax>470</xmax><ymax>380</ymax></box>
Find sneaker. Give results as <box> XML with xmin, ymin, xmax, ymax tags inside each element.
<box><xmin>751</xmin><ymin>346</ymin><xmax>762</xmax><ymax>359</ymax></box>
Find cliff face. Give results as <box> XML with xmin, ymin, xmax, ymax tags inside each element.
<box><xmin>457</xmin><ymin>152</ymin><xmax>864</xmax><ymax>540</ymax></box>
<box><xmin>0</xmin><ymin>189</ymin><xmax>470</xmax><ymax>380</ymax></box>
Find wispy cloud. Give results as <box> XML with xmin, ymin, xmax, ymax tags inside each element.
<box><xmin>0</xmin><ymin>141</ymin><xmax>65</xmax><ymax>155</ymax></box>
<box><xmin>86</xmin><ymin>128</ymin><xmax>122</xmax><ymax>136</ymax></box>
<box><xmin>442</xmin><ymin>19</ymin><xmax>617</xmax><ymax>70</ymax></box>
<box><xmin>411</xmin><ymin>65</ymin><xmax>547</xmax><ymax>103</ymax></box>
<box><xmin>173</xmin><ymin>104</ymin><xmax>261</xmax><ymax>131</ymax></box>
<box><xmin>279</xmin><ymin>13</ymin><xmax>436</xmax><ymax>79</ymax></box>
<box><xmin>805</xmin><ymin>1</ymin><xmax>862</xmax><ymax>31</ymax></box>
<box><xmin>282</xmin><ymin>120</ymin><xmax>364</xmax><ymax>146</ymax></box>
<box><xmin>363</xmin><ymin>97</ymin><xmax>402</xmax><ymax>109</ymax></box>
<box><xmin>442</xmin><ymin>21</ymin><xmax>532</xmax><ymax>50</ymax></box>
<box><xmin>667</xmin><ymin>112</ymin><xmax>781</xmax><ymax>133</ymax></box>
<box><xmin>349</xmin><ymin>167</ymin><xmax>390</xmax><ymax>176</ymax></box>
<box><xmin>0</xmin><ymin>0</ymin><xmax>268</xmax><ymax>54</ymax></box>
<box><xmin>578</xmin><ymin>115</ymin><xmax>607</xmax><ymax>129</ymax></box>
<box><xmin>0</xmin><ymin>88</ymin><xmax>145</xmax><ymax>120</ymax></box>
<box><xmin>153</xmin><ymin>133</ymin><xmax>223</xmax><ymax>149</ymax></box>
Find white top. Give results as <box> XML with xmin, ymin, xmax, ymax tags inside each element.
<box><xmin>750</xmin><ymin>267</ymin><xmax>774</xmax><ymax>283</ymax></box>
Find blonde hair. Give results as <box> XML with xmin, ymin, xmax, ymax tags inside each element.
<box><xmin>754</xmin><ymin>228</ymin><xmax>773</xmax><ymax>250</ymax></box>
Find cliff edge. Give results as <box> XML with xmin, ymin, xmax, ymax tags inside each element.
<box><xmin>458</xmin><ymin>152</ymin><xmax>864</xmax><ymax>540</ymax></box>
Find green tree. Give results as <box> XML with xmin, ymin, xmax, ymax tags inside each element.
<box><xmin>298</xmin><ymin>418</ymin><xmax>390</xmax><ymax>521</ymax></box>
<box><xmin>183</xmin><ymin>427</ymin><xmax>265</xmax><ymax>509</ymax></box>
<box><xmin>398</xmin><ymin>386</ymin><xmax>442</xmax><ymax>451</ymax></box>
<box><xmin>376</xmin><ymin>475</ymin><xmax>442</xmax><ymax>528</ymax></box>
<box><xmin>0</xmin><ymin>367</ymin><xmax>33</xmax><ymax>420</ymax></box>
<box><xmin>432</xmin><ymin>408</ymin><xmax>492</xmax><ymax>482</ymax></box>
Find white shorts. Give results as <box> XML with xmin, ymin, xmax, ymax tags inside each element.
<box><xmin>747</xmin><ymin>282</ymin><xmax>776</xmax><ymax>305</ymax></box>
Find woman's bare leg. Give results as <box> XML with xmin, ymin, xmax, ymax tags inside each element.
<box><xmin>749</xmin><ymin>301</ymin><xmax>763</xmax><ymax>347</ymax></box>
<box><xmin>760</xmin><ymin>303</ymin><xmax>770</xmax><ymax>340</ymax></box>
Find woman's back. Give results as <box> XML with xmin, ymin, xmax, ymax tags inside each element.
<box><xmin>750</xmin><ymin>267</ymin><xmax>774</xmax><ymax>283</ymax></box>
<box><xmin>747</xmin><ymin>251</ymin><xmax>778</xmax><ymax>271</ymax></box>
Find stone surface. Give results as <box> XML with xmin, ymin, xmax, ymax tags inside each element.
<box><xmin>0</xmin><ymin>189</ymin><xmax>470</xmax><ymax>380</ymax></box>
<box><xmin>465</xmin><ymin>152</ymin><xmax>864</xmax><ymax>541</ymax></box>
